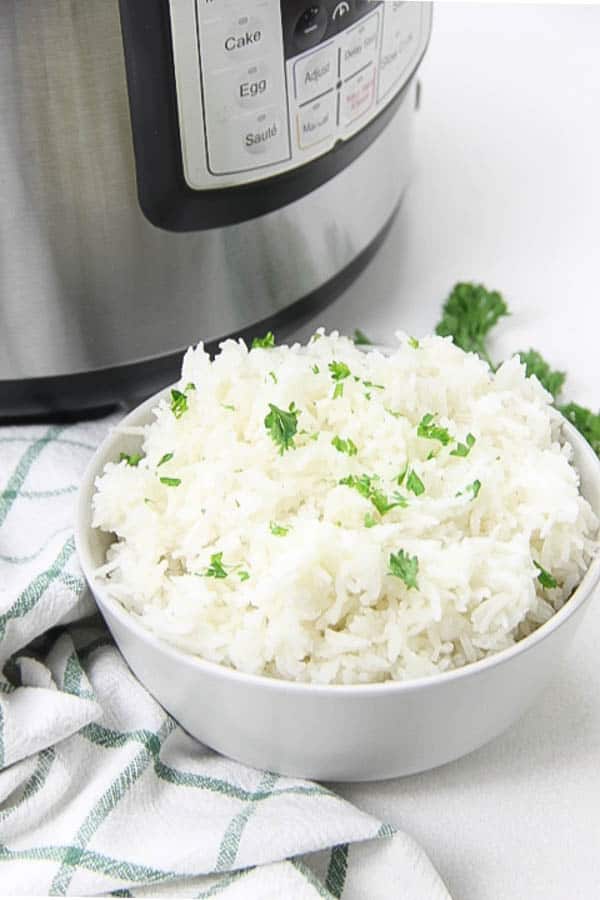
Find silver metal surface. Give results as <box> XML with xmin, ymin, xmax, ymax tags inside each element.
<box><xmin>0</xmin><ymin>1</ymin><xmax>417</xmax><ymax>381</ymax></box>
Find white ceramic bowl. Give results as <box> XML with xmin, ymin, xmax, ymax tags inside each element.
<box><xmin>76</xmin><ymin>387</ymin><xmax>600</xmax><ymax>781</ymax></box>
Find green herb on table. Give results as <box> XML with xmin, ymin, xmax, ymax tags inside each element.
<box><xmin>435</xmin><ymin>282</ymin><xmax>509</xmax><ymax>369</ymax></box>
<box><xmin>388</xmin><ymin>549</ymin><xmax>419</xmax><ymax>590</ymax></box>
<box><xmin>119</xmin><ymin>452</ymin><xmax>143</xmax><ymax>467</ymax></box>
<box><xmin>417</xmin><ymin>413</ymin><xmax>452</xmax><ymax>446</ymax></box>
<box><xmin>534</xmin><ymin>561</ymin><xmax>558</xmax><ymax>589</ymax></box>
<box><xmin>264</xmin><ymin>402</ymin><xmax>299</xmax><ymax>454</ymax></box>
<box><xmin>252</xmin><ymin>331</ymin><xmax>275</xmax><ymax>349</ymax></box>
<box><xmin>559</xmin><ymin>403</ymin><xmax>600</xmax><ymax>456</ymax></box>
<box><xmin>518</xmin><ymin>350</ymin><xmax>566</xmax><ymax>399</ymax></box>
<box><xmin>331</xmin><ymin>435</ymin><xmax>358</xmax><ymax>456</ymax></box>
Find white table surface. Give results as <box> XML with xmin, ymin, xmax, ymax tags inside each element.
<box><xmin>294</xmin><ymin>4</ymin><xmax>600</xmax><ymax>899</ymax></box>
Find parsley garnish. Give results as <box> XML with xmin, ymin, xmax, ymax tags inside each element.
<box><xmin>450</xmin><ymin>433</ymin><xmax>476</xmax><ymax>457</ymax></box>
<box><xmin>339</xmin><ymin>474</ymin><xmax>403</xmax><ymax>515</ymax></box>
<box><xmin>408</xmin><ymin>336</ymin><xmax>420</xmax><ymax>349</ymax></box>
<box><xmin>329</xmin><ymin>360</ymin><xmax>351</xmax><ymax>382</ymax></box>
<box><xmin>185</xmin><ymin>382</ymin><xmax>196</xmax><ymax>392</ymax></box>
<box><xmin>268</xmin><ymin>371</ymin><xmax>278</xmax><ymax>384</ymax></box>
<box><xmin>221</xmin><ymin>403</ymin><xmax>236</xmax><ymax>411</ymax></box>
<box><xmin>457</xmin><ymin>479</ymin><xmax>481</xmax><ymax>499</ymax></box>
<box><xmin>204</xmin><ymin>552</ymin><xmax>228</xmax><ymax>579</ymax></box>
<box><xmin>396</xmin><ymin>464</ymin><xmax>408</xmax><ymax>485</ymax></box>
<box><xmin>353</xmin><ymin>329</ymin><xmax>372</xmax><ymax>346</ymax></box>
<box><xmin>312</xmin><ymin>364</ymin><xmax>320</xmax><ymax>374</ymax></box>
<box><xmin>331</xmin><ymin>435</ymin><xmax>358</xmax><ymax>456</ymax></box>
<box><xmin>157</xmin><ymin>452</ymin><xmax>173</xmax><ymax>467</ymax></box>
<box><xmin>363</xmin><ymin>380</ymin><xmax>384</xmax><ymax>391</ymax></box>
<box><xmin>264</xmin><ymin>402</ymin><xmax>299</xmax><ymax>454</ymax></box>
<box><xmin>238</xmin><ymin>570</ymin><xmax>250</xmax><ymax>582</ymax></box>
<box><xmin>406</xmin><ymin>469</ymin><xmax>425</xmax><ymax>496</ymax></box>
<box><xmin>364</xmin><ymin>512</ymin><xmax>377</xmax><ymax>528</ymax></box>
<box><xmin>119</xmin><ymin>452</ymin><xmax>143</xmax><ymax>467</ymax></box>
<box><xmin>252</xmin><ymin>332</ymin><xmax>275</xmax><ymax>349</ymax></box>
<box><xmin>534</xmin><ymin>561</ymin><xmax>558</xmax><ymax>589</ymax></box>
<box><xmin>518</xmin><ymin>350</ymin><xmax>565</xmax><ymax>399</ymax></box>
<box><xmin>269</xmin><ymin>521</ymin><xmax>289</xmax><ymax>536</ymax></box>
<box><xmin>388</xmin><ymin>549</ymin><xmax>419</xmax><ymax>590</ymax></box>
<box><xmin>333</xmin><ymin>383</ymin><xmax>344</xmax><ymax>399</ymax></box>
<box><xmin>435</xmin><ymin>282</ymin><xmax>509</xmax><ymax>369</ymax></box>
<box><xmin>417</xmin><ymin>413</ymin><xmax>452</xmax><ymax>446</ymax></box>
<box><xmin>160</xmin><ymin>476</ymin><xmax>181</xmax><ymax>487</ymax></box>
<box><xmin>170</xmin><ymin>388</ymin><xmax>188</xmax><ymax>419</ymax></box>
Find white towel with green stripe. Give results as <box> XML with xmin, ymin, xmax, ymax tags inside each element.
<box><xmin>0</xmin><ymin>419</ymin><xmax>451</xmax><ymax>898</ymax></box>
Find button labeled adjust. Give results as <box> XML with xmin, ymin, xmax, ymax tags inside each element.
<box><xmin>293</xmin><ymin>44</ymin><xmax>337</xmax><ymax>104</ymax></box>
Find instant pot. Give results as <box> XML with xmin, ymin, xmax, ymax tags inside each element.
<box><xmin>0</xmin><ymin>0</ymin><xmax>432</xmax><ymax>418</ymax></box>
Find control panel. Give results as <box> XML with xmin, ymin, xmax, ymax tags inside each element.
<box><xmin>169</xmin><ymin>1</ymin><xmax>432</xmax><ymax>190</ymax></box>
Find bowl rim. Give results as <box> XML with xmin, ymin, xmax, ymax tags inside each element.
<box><xmin>76</xmin><ymin>379</ymin><xmax>600</xmax><ymax>697</ymax></box>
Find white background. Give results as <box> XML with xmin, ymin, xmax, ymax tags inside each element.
<box><xmin>296</xmin><ymin>4</ymin><xmax>600</xmax><ymax>899</ymax></box>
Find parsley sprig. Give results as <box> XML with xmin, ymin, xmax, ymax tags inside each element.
<box><xmin>388</xmin><ymin>549</ymin><xmax>419</xmax><ymax>590</ymax></box>
<box><xmin>434</xmin><ymin>281</ymin><xmax>600</xmax><ymax>458</ymax></box>
<box><xmin>264</xmin><ymin>402</ymin><xmax>300</xmax><ymax>454</ymax></box>
<box><xmin>329</xmin><ymin>360</ymin><xmax>351</xmax><ymax>399</ymax></box>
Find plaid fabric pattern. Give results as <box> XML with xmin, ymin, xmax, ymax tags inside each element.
<box><xmin>0</xmin><ymin>419</ymin><xmax>451</xmax><ymax>898</ymax></box>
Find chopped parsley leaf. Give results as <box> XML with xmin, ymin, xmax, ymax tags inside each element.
<box><xmin>534</xmin><ymin>561</ymin><xmax>558</xmax><ymax>589</ymax></box>
<box><xmin>159</xmin><ymin>476</ymin><xmax>181</xmax><ymax>487</ymax></box>
<box><xmin>353</xmin><ymin>328</ymin><xmax>372</xmax><ymax>346</ymax></box>
<box><xmin>268</xmin><ymin>371</ymin><xmax>278</xmax><ymax>384</ymax></box>
<box><xmin>396</xmin><ymin>464</ymin><xmax>408</xmax><ymax>486</ymax></box>
<box><xmin>417</xmin><ymin>413</ymin><xmax>452</xmax><ymax>446</ymax></box>
<box><xmin>237</xmin><ymin>570</ymin><xmax>250</xmax><ymax>582</ymax></box>
<box><xmin>406</xmin><ymin>469</ymin><xmax>425</xmax><ymax>496</ymax></box>
<box><xmin>333</xmin><ymin>382</ymin><xmax>344</xmax><ymax>400</ymax></box>
<box><xmin>450</xmin><ymin>433</ymin><xmax>476</xmax><ymax>457</ymax></box>
<box><xmin>331</xmin><ymin>435</ymin><xmax>358</xmax><ymax>456</ymax></box>
<box><xmin>252</xmin><ymin>331</ymin><xmax>275</xmax><ymax>349</ymax></box>
<box><xmin>157</xmin><ymin>452</ymin><xmax>174</xmax><ymax>467</ymax></box>
<box><xmin>185</xmin><ymin>382</ymin><xmax>196</xmax><ymax>392</ymax></box>
<box><xmin>363</xmin><ymin>380</ymin><xmax>384</xmax><ymax>391</ymax></box>
<box><xmin>312</xmin><ymin>364</ymin><xmax>320</xmax><ymax>374</ymax></box>
<box><xmin>119</xmin><ymin>452</ymin><xmax>143</xmax><ymax>467</ymax></box>
<box><xmin>221</xmin><ymin>403</ymin><xmax>236</xmax><ymax>411</ymax></box>
<box><xmin>340</xmin><ymin>473</ymin><xmax>403</xmax><ymax>515</ymax></box>
<box><xmin>269</xmin><ymin>521</ymin><xmax>289</xmax><ymax>536</ymax></box>
<box><xmin>457</xmin><ymin>479</ymin><xmax>481</xmax><ymax>499</ymax></box>
<box><xmin>264</xmin><ymin>402</ymin><xmax>299</xmax><ymax>454</ymax></box>
<box><xmin>388</xmin><ymin>549</ymin><xmax>419</xmax><ymax>590</ymax></box>
<box><xmin>408</xmin><ymin>336</ymin><xmax>420</xmax><ymax>349</ymax></box>
<box><xmin>364</xmin><ymin>512</ymin><xmax>377</xmax><ymax>528</ymax></box>
<box><xmin>204</xmin><ymin>552</ymin><xmax>228</xmax><ymax>579</ymax></box>
<box><xmin>170</xmin><ymin>388</ymin><xmax>188</xmax><ymax>419</ymax></box>
<box><xmin>329</xmin><ymin>360</ymin><xmax>351</xmax><ymax>382</ymax></box>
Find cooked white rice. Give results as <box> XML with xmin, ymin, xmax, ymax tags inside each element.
<box><xmin>92</xmin><ymin>332</ymin><xmax>599</xmax><ymax>684</ymax></box>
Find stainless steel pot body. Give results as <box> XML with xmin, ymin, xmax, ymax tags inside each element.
<box><xmin>0</xmin><ymin>1</ymin><xmax>431</xmax><ymax>415</ymax></box>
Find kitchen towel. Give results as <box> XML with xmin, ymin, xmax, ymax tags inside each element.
<box><xmin>0</xmin><ymin>418</ymin><xmax>451</xmax><ymax>898</ymax></box>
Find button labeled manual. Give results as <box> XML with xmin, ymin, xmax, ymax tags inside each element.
<box><xmin>296</xmin><ymin>93</ymin><xmax>336</xmax><ymax>149</ymax></box>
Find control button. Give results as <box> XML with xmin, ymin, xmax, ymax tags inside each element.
<box><xmin>294</xmin><ymin>6</ymin><xmax>328</xmax><ymax>52</ymax></box>
<box><xmin>202</xmin><ymin>14</ymin><xmax>268</xmax><ymax>69</ymax></box>
<box><xmin>206</xmin><ymin>107</ymin><xmax>289</xmax><ymax>174</ymax></box>
<box><xmin>293</xmin><ymin>43</ymin><xmax>337</xmax><ymax>104</ymax></box>
<box><xmin>296</xmin><ymin>92</ymin><xmax>336</xmax><ymax>149</ymax></box>
<box><xmin>330</xmin><ymin>1</ymin><xmax>352</xmax><ymax>32</ymax></box>
<box><xmin>234</xmin><ymin>62</ymin><xmax>273</xmax><ymax>109</ymax></box>
<box><xmin>244</xmin><ymin>111</ymin><xmax>284</xmax><ymax>155</ymax></box>
<box><xmin>340</xmin><ymin>66</ymin><xmax>376</xmax><ymax>126</ymax></box>
<box><xmin>340</xmin><ymin>10</ymin><xmax>380</xmax><ymax>80</ymax></box>
<box><xmin>378</xmin><ymin>1</ymin><xmax>422</xmax><ymax>101</ymax></box>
